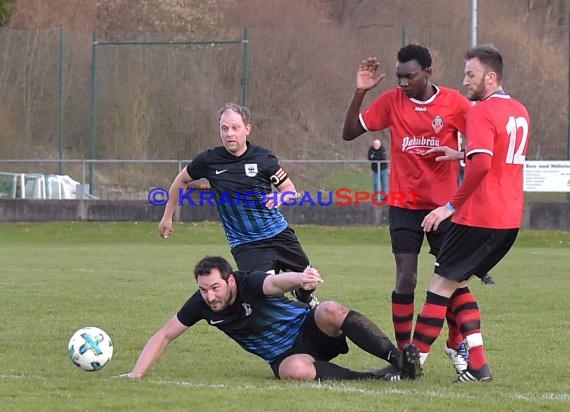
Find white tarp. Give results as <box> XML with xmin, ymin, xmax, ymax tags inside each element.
<box><xmin>0</xmin><ymin>172</ymin><xmax>82</xmax><ymax>199</ymax></box>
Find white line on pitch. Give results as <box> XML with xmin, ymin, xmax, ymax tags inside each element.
<box><xmin>150</xmin><ymin>378</ymin><xmax>570</xmax><ymax>403</ymax></box>
<box><xmin>1</xmin><ymin>374</ymin><xmax>568</xmax><ymax>403</ymax></box>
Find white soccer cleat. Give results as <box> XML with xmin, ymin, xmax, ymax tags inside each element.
<box><xmin>444</xmin><ymin>341</ymin><xmax>469</xmax><ymax>374</ymax></box>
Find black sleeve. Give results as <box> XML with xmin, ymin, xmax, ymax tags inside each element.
<box><xmin>176</xmin><ymin>292</ymin><xmax>206</xmax><ymax>327</ymax></box>
<box><xmin>186</xmin><ymin>151</ymin><xmax>210</xmax><ymax>180</ymax></box>
<box><xmin>258</xmin><ymin>150</ymin><xmax>289</xmax><ymax>187</ymax></box>
<box><xmin>259</xmin><ymin>150</ymin><xmax>281</xmax><ymax>177</ymax></box>
<box><xmin>236</xmin><ymin>270</ymin><xmax>270</xmax><ymax>297</ymax></box>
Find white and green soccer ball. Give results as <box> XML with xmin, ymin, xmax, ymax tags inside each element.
<box><xmin>67</xmin><ymin>327</ymin><xmax>113</xmax><ymax>371</ymax></box>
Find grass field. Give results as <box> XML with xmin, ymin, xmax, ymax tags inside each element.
<box><xmin>1</xmin><ymin>222</ymin><xmax>569</xmax><ymax>412</ymax></box>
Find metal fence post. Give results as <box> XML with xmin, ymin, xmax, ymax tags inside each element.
<box><xmin>241</xmin><ymin>27</ymin><xmax>249</xmax><ymax>107</ymax></box>
<box><xmin>89</xmin><ymin>28</ymin><xmax>97</xmax><ymax>194</ymax></box>
<box><xmin>58</xmin><ymin>24</ymin><xmax>65</xmax><ymax>175</ymax></box>
<box><xmin>567</xmin><ymin>14</ymin><xmax>570</xmax><ymax>200</ymax></box>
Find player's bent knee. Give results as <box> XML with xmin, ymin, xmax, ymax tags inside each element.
<box><xmin>315</xmin><ymin>301</ymin><xmax>349</xmax><ymax>317</ymax></box>
<box><xmin>314</xmin><ymin>301</ymin><xmax>350</xmax><ymax>330</ymax></box>
<box><xmin>278</xmin><ymin>354</ymin><xmax>316</xmax><ymax>380</ymax></box>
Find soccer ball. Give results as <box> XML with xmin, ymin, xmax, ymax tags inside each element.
<box><xmin>67</xmin><ymin>327</ymin><xmax>113</xmax><ymax>371</ymax></box>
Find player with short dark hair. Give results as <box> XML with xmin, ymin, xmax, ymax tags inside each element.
<box><xmin>120</xmin><ymin>256</ymin><xmax>423</xmax><ymax>381</ymax></box>
<box><xmin>342</xmin><ymin>44</ymin><xmax>472</xmax><ymax>378</ymax></box>
<box><xmin>159</xmin><ymin>103</ymin><xmax>317</xmax><ymax>308</ymax></box>
<box><xmin>411</xmin><ymin>44</ymin><xmax>530</xmax><ymax>382</ymax></box>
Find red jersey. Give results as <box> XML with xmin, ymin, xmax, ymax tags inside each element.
<box><xmin>453</xmin><ymin>94</ymin><xmax>530</xmax><ymax>228</ymax></box>
<box><xmin>360</xmin><ymin>86</ymin><xmax>471</xmax><ymax>209</ymax></box>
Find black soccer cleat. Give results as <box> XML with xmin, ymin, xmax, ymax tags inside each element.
<box><xmin>370</xmin><ymin>364</ymin><xmax>398</xmax><ymax>379</ymax></box>
<box><xmin>453</xmin><ymin>364</ymin><xmax>493</xmax><ymax>383</ymax></box>
<box><xmin>382</xmin><ymin>344</ymin><xmax>423</xmax><ymax>381</ymax></box>
<box><xmin>400</xmin><ymin>343</ymin><xmax>423</xmax><ymax>380</ymax></box>
<box><xmin>291</xmin><ymin>289</ymin><xmax>319</xmax><ymax>309</ymax></box>
<box><xmin>481</xmin><ymin>274</ymin><xmax>497</xmax><ymax>285</ymax></box>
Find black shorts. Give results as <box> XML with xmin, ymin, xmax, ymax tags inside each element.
<box><xmin>231</xmin><ymin>227</ymin><xmax>310</xmax><ymax>273</ymax></box>
<box><xmin>435</xmin><ymin>223</ymin><xmax>519</xmax><ymax>282</ymax></box>
<box><xmin>389</xmin><ymin>206</ymin><xmax>451</xmax><ymax>256</ymax></box>
<box><xmin>269</xmin><ymin>310</ymin><xmax>349</xmax><ymax>378</ymax></box>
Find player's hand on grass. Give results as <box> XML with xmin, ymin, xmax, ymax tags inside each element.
<box><xmin>421</xmin><ymin>205</ymin><xmax>453</xmax><ymax>232</ymax></box>
<box><xmin>356</xmin><ymin>57</ymin><xmax>386</xmax><ymax>91</ymax></box>
<box><xmin>425</xmin><ymin>146</ymin><xmax>463</xmax><ymax>162</ymax></box>
<box><xmin>118</xmin><ymin>372</ymin><xmax>140</xmax><ymax>379</ymax></box>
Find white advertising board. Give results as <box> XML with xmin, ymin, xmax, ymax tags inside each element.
<box><xmin>524</xmin><ymin>161</ymin><xmax>570</xmax><ymax>192</ymax></box>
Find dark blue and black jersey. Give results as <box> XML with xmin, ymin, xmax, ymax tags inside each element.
<box><xmin>177</xmin><ymin>271</ymin><xmax>310</xmax><ymax>363</ymax></box>
<box><xmin>187</xmin><ymin>143</ymin><xmax>288</xmax><ymax>247</ymax></box>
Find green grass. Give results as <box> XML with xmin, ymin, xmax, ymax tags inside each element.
<box><xmin>524</xmin><ymin>192</ymin><xmax>570</xmax><ymax>203</ymax></box>
<box><xmin>1</xmin><ymin>222</ymin><xmax>569</xmax><ymax>412</ymax></box>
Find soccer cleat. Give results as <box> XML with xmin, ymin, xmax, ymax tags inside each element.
<box><xmin>307</xmin><ymin>295</ymin><xmax>319</xmax><ymax>310</ymax></box>
<box><xmin>481</xmin><ymin>274</ymin><xmax>497</xmax><ymax>285</ymax></box>
<box><xmin>400</xmin><ymin>343</ymin><xmax>423</xmax><ymax>380</ymax></box>
<box><xmin>383</xmin><ymin>371</ymin><xmax>403</xmax><ymax>381</ymax></box>
<box><xmin>444</xmin><ymin>341</ymin><xmax>469</xmax><ymax>374</ymax></box>
<box><xmin>291</xmin><ymin>290</ymin><xmax>320</xmax><ymax>309</ymax></box>
<box><xmin>370</xmin><ymin>364</ymin><xmax>398</xmax><ymax>379</ymax></box>
<box><xmin>453</xmin><ymin>364</ymin><xmax>493</xmax><ymax>383</ymax></box>
<box><xmin>382</xmin><ymin>344</ymin><xmax>423</xmax><ymax>381</ymax></box>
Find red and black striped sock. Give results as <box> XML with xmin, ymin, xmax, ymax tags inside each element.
<box><xmin>391</xmin><ymin>291</ymin><xmax>414</xmax><ymax>350</ymax></box>
<box><xmin>454</xmin><ymin>288</ymin><xmax>488</xmax><ymax>370</ymax></box>
<box><xmin>412</xmin><ymin>291</ymin><xmax>449</xmax><ymax>355</ymax></box>
<box><xmin>446</xmin><ymin>288</ymin><xmax>469</xmax><ymax>349</ymax></box>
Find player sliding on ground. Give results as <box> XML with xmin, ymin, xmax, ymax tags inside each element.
<box><xmin>120</xmin><ymin>256</ymin><xmax>422</xmax><ymax>381</ymax></box>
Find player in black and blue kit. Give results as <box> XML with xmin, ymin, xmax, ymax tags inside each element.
<box><xmin>159</xmin><ymin>103</ymin><xmax>316</xmax><ymax>307</ymax></box>
<box><xmin>121</xmin><ymin>256</ymin><xmax>422</xmax><ymax>381</ymax></box>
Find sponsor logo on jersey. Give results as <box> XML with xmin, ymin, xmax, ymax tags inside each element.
<box><xmin>415</xmin><ymin>106</ymin><xmax>427</xmax><ymax>112</ymax></box>
<box><xmin>401</xmin><ymin>136</ymin><xmax>441</xmax><ymax>153</ymax></box>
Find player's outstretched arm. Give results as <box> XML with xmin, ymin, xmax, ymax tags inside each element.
<box><xmin>342</xmin><ymin>57</ymin><xmax>386</xmax><ymax>141</ymax></box>
<box><xmin>356</xmin><ymin>57</ymin><xmax>386</xmax><ymax>91</ymax></box>
<box><xmin>120</xmin><ymin>315</ymin><xmax>188</xmax><ymax>379</ymax></box>
<box><xmin>159</xmin><ymin>168</ymin><xmax>194</xmax><ymax>239</ymax></box>
<box><xmin>262</xmin><ymin>267</ymin><xmax>323</xmax><ymax>296</ymax></box>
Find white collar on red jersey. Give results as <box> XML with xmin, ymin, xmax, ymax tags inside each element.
<box><xmin>409</xmin><ymin>84</ymin><xmax>440</xmax><ymax>105</ymax></box>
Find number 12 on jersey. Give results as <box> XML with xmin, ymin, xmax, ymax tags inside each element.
<box><xmin>505</xmin><ymin>116</ymin><xmax>529</xmax><ymax>165</ymax></box>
